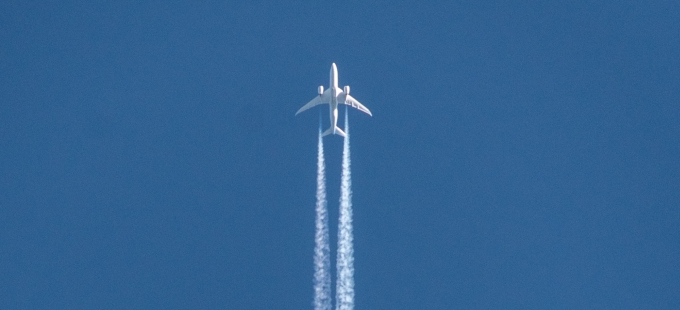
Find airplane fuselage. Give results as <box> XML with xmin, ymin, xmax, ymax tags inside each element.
<box><xmin>328</xmin><ymin>63</ymin><xmax>340</xmax><ymax>135</ymax></box>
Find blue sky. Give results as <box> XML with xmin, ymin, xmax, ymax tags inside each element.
<box><xmin>1</xmin><ymin>1</ymin><xmax>679</xmax><ymax>309</ymax></box>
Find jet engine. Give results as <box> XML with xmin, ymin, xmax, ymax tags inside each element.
<box><xmin>344</xmin><ymin>86</ymin><xmax>350</xmax><ymax>95</ymax></box>
<box><xmin>318</xmin><ymin>86</ymin><xmax>324</xmax><ymax>96</ymax></box>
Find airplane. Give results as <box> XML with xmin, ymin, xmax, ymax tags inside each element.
<box><xmin>295</xmin><ymin>63</ymin><xmax>372</xmax><ymax>137</ymax></box>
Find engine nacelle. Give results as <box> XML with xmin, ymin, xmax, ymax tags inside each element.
<box><xmin>344</xmin><ymin>85</ymin><xmax>350</xmax><ymax>95</ymax></box>
<box><xmin>318</xmin><ymin>85</ymin><xmax>324</xmax><ymax>96</ymax></box>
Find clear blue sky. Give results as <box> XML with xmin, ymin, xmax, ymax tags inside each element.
<box><xmin>1</xmin><ymin>1</ymin><xmax>679</xmax><ymax>309</ymax></box>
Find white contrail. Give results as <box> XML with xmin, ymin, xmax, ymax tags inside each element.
<box><xmin>336</xmin><ymin>110</ymin><xmax>354</xmax><ymax>310</ymax></box>
<box><xmin>314</xmin><ymin>125</ymin><xmax>332</xmax><ymax>310</ymax></box>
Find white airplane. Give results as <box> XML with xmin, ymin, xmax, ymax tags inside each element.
<box><xmin>296</xmin><ymin>63</ymin><xmax>372</xmax><ymax>137</ymax></box>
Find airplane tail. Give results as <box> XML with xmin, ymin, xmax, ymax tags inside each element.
<box><xmin>322</xmin><ymin>126</ymin><xmax>346</xmax><ymax>137</ymax></box>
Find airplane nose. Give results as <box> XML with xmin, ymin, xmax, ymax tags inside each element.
<box><xmin>330</xmin><ymin>63</ymin><xmax>338</xmax><ymax>78</ymax></box>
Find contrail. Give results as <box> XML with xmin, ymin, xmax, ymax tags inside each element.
<box><xmin>336</xmin><ymin>110</ymin><xmax>354</xmax><ymax>310</ymax></box>
<box><xmin>313</xmin><ymin>123</ymin><xmax>332</xmax><ymax>310</ymax></box>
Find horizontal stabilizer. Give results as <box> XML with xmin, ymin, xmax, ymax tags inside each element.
<box><xmin>322</xmin><ymin>126</ymin><xmax>346</xmax><ymax>137</ymax></box>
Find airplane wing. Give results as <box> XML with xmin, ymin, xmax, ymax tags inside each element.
<box><xmin>296</xmin><ymin>89</ymin><xmax>331</xmax><ymax>115</ymax></box>
<box><xmin>341</xmin><ymin>94</ymin><xmax>372</xmax><ymax>116</ymax></box>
